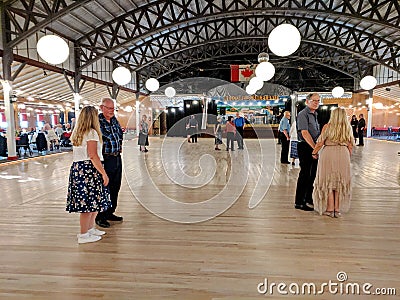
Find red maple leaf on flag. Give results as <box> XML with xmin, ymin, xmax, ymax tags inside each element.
<box><xmin>241</xmin><ymin>67</ymin><xmax>254</xmax><ymax>78</ymax></box>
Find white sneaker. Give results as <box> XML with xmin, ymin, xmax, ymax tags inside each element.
<box><xmin>77</xmin><ymin>232</ymin><xmax>101</xmax><ymax>244</ymax></box>
<box><xmin>88</xmin><ymin>227</ymin><xmax>106</xmax><ymax>236</ymax></box>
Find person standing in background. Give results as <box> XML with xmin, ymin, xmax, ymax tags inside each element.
<box><xmin>289</xmin><ymin>120</ymin><xmax>299</xmax><ymax>165</ymax></box>
<box><xmin>138</xmin><ymin>114</ymin><xmax>149</xmax><ymax>152</ymax></box>
<box><xmin>96</xmin><ymin>98</ymin><xmax>124</xmax><ymax>228</ymax></box>
<box><xmin>225</xmin><ymin>116</ymin><xmax>236</xmax><ymax>151</ymax></box>
<box><xmin>214</xmin><ymin>116</ymin><xmax>223</xmax><ymax>151</ymax></box>
<box><xmin>66</xmin><ymin>106</ymin><xmax>110</xmax><ymax>244</ymax></box>
<box><xmin>187</xmin><ymin>115</ymin><xmax>199</xmax><ymax>143</ymax></box>
<box><xmin>234</xmin><ymin>112</ymin><xmax>245</xmax><ymax>149</ymax></box>
<box><xmin>350</xmin><ymin>115</ymin><xmax>358</xmax><ymax>144</ymax></box>
<box><xmin>357</xmin><ymin>114</ymin><xmax>365</xmax><ymax>146</ymax></box>
<box><xmin>294</xmin><ymin>93</ymin><xmax>321</xmax><ymax>211</ymax></box>
<box><xmin>278</xmin><ymin>111</ymin><xmax>291</xmax><ymax>164</ymax></box>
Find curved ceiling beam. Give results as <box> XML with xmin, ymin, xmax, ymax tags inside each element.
<box><xmin>141</xmin><ymin>53</ymin><xmax>356</xmax><ymax>84</ymax></box>
<box><xmin>6</xmin><ymin>0</ymin><xmax>92</xmax><ymax>48</ymax></box>
<box><xmin>136</xmin><ymin>41</ymin><xmax>366</xmax><ymax>83</ymax></box>
<box><xmin>76</xmin><ymin>0</ymin><xmax>400</xmax><ymax>69</ymax></box>
<box><xmin>110</xmin><ymin>16</ymin><xmax>394</xmax><ymax>75</ymax></box>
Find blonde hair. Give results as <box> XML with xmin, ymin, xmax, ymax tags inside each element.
<box><xmin>323</xmin><ymin>107</ymin><xmax>354</xmax><ymax>144</ymax></box>
<box><xmin>71</xmin><ymin>106</ymin><xmax>102</xmax><ymax>146</ymax></box>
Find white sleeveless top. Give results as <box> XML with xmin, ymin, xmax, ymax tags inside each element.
<box><xmin>72</xmin><ymin>129</ymin><xmax>103</xmax><ymax>162</ymax></box>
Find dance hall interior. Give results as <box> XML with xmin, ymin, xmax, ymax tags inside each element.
<box><xmin>0</xmin><ymin>1</ymin><xmax>399</xmax><ymax>299</ymax></box>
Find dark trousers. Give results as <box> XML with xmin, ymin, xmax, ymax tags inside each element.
<box><xmin>279</xmin><ymin>132</ymin><xmax>290</xmax><ymax>163</ymax></box>
<box><xmin>358</xmin><ymin>129</ymin><xmax>364</xmax><ymax>145</ymax></box>
<box><xmin>295</xmin><ymin>142</ymin><xmax>318</xmax><ymax>206</ymax></box>
<box><xmin>191</xmin><ymin>133</ymin><xmax>198</xmax><ymax>143</ymax></box>
<box><xmin>226</xmin><ymin>132</ymin><xmax>235</xmax><ymax>150</ymax></box>
<box><xmin>236</xmin><ymin>126</ymin><xmax>244</xmax><ymax>149</ymax></box>
<box><xmin>97</xmin><ymin>154</ymin><xmax>122</xmax><ymax>220</ymax></box>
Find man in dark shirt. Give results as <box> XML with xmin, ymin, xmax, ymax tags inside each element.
<box><xmin>357</xmin><ymin>114</ymin><xmax>366</xmax><ymax>146</ymax></box>
<box><xmin>96</xmin><ymin>98</ymin><xmax>124</xmax><ymax>228</ymax></box>
<box><xmin>234</xmin><ymin>112</ymin><xmax>245</xmax><ymax>149</ymax></box>
<box><xmin>294</xmin><ymin>93</ymin><xmax>321</xmax><ymax>211</ymax></box>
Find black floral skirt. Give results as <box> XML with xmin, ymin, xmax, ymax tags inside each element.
<box><xmin>66</xmin><ymin>160</ymin><xmax>111</xmax><ymax>213</ymax></box>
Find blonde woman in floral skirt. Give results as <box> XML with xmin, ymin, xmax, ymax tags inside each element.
<box><xmin>66</xmin><ymin>106</ymin><xmax>111</xmax><ymax>244</ymax></box>
<box><xmin>312</xmin><ymin>107</ymin><xmax>355</xmax><ymax>218</ymax></box>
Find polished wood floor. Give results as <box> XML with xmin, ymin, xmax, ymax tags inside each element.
<box><xmin>0</xmin><ymin>137</ymin><xmax>399</xmax><ymax>299</ymax></box>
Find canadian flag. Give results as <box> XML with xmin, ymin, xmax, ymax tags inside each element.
<box><xmin>231</xmin><ymin>65</ymin><xmax>256</xmax><ymax>82</ymax></box>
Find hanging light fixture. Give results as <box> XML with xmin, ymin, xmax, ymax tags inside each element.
<box><xmin>246</xmin><ymin>85</ymin><xmax>257</xmax><ymax>95</ymax></box>
<box><xmin>268</xmin><ymin>24</ymin><xmax>301</xmax><ymax>57</ymax></box>
<box><xmin>165</xmin><ymin>87</ymin><xmax>176</xmax><ymax>98</ymax></box>
<box><xmin>331</xmin><ymin>86</ymin><xmax>345</xmax><ymax>98</ymax></box>
<box><xmin>360</xmin><ymin>75</ymin><xmax>377</xmax><ymax>90</ymax></box>
<box><xmin>112</xmin><ymin>66</ymin><xmax>131</xmax><ymax>85</ymax></box>
<box><xmin>255</xmin><ymin>62</ymin><xmax>275</xmax><ymax>82</ymax></box>
<box><xmin>37</xmin><ymin>35</ymin><xmax>69</xmax><ymax>64</ymax></box>
<box><xmin>257</xmin><ymin>52</ymin><xmax>270</xmax><ymax>63</ymax></box>
<box><xmin>249</xmin><ymin>77</ymin><xmax>264</xmax><ymax>91</ymax></box>
<box><xmin>145</xmin><ymin>78</ymin><xmax>160</xmax><ymax>92</ymax></box>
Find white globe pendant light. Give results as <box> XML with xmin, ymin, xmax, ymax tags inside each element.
<box><xmin>257</xmin><ymin>52</ymin><xmax>270</xmax><ymax>63</ymax></box>
<box><xmin>112</xmin><ymin>66</ymin><xmax>131</xmax><ymax>85</ymax></box>
<box><xmin>360</xmin><ymin>75</ymin><xmax>377</xmax><ymax>90</ymax></box>
<box><xmin>37</xmin><ymin>35</ymin><xmax>69</xmax><ymax>64</ymax></box>
<box><xmin>255</xmin><ymin>62</ymin><xmax>275</xmax><ymax>81</ymax></box>
<box><xmin>331</xmin><ymin>86</ymin><xmax>345</xmax><ymax>98</ymax></box>
<box><xmin>268</xmin><ymin>24</ymin><xmax>301</xmax><ymax>57</ymax></box>
<box><xmin>249</xmin><ymin>76</ymin><xmax>264</xmax><ymax>91</ymax></box>
<box><xmin>246</xmin><ymin>85</ymin><xmax>257</xmax><ymax>95</ymax></box>
<box><xmin>145</xmin><ymin>78</ymin><xmax>160</xmax><ymax>92</ymax></box>
<box><xmin>165</xmin><ymin>87</ymin><xmax>176</xmax><ymax>98</ymax></box>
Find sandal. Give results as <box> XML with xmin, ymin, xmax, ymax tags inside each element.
<box><xmin>334</xmin><ymin>211</ymin><xmax>342</xmax><ymax>218</ymax></box>
<box><xmin>322</xmin><ymin>211</ymin><xmax>335</xmax><ymax>218</ymax></box>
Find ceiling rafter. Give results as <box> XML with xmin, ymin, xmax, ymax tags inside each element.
<box><xmin>110</xmin><ymin>15</ymin><xmax>399</xmax><ymax>77</ymax></box>
<box><xmin>135</xmin><ymin>41</ymin><xmax>369</xmax><ymax>84</ymax></box>
<box><xmin>67</xmin><ymin>0</ymin><xmax>400</xmax><ymax>69</ymax></box>
<box><xmin>6</xmin><ymin>0</ymin><xmax>93</xmax><ymax>48</ymax></box>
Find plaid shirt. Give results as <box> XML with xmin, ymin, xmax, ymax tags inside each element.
<box><xmin>99</xmin><ymin>113</ymin><xmax>123</xmax><ymax>155</ymax></box>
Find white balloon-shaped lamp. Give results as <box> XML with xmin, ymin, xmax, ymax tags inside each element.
<box><xmin>258</xmin><ymin>52</ymin><xmax>270</xmax><ymax>63</ymax></box>
<box><xmin>112</xmin><ymin>67</ymin><xmax>131</xmax><ymax>85</ymax></box>
<box><xmin>249</xmin><ymin>76</ymin><xmax>264</xmax><ymax>91</ymax></box>
<box><xmin>268</xmin><ymin>24</ymin><xmax>301</xmax><ymax>57</ymax></box>
<box><xmin>255</xmin><ymin>62</ymin><xmax>275</xmax><ymax>81</ymax></box>
<box><xmin>360</xmin><ymin>75</ymin><xmax>377</xmax><ymax>90</ymax></box>
<box><xmin>165</xmin><ymin>87</ymin><xmax>176</xmax><ymax>98</ymax></box>
<box><xmin>145</xmin><ymin>78</ymin><xmax>160</xmax><ymax>92</ymax></box>
<box><xmin>246</xmin><ymin>85</ymin><xmax>257</xmax><ymax>95</ymax></box>
<box><xmin>331</xmin><ymin>86</ymin><xmax>345</xmax><ymax>98</ymax></box>
<box><xmin>37</xmin><ymin>35</ymin><xmax>69</xmax><ymax>64</ymax></box>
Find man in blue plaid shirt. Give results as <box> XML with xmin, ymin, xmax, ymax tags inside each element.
<box><xmin>96</xmin><ymin>98</ymin><xmax>124</xmax><ymax>228</ymax></box>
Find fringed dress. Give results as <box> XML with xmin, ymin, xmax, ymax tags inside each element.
<box><xmin>313</xmin><ymin>139</ymin><xmax>352</xmax><ymax>214</ymax></box>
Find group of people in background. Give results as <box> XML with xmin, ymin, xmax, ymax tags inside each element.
<box><xmin>350</xmin><ymin>114</ymin><xmax>366</xmax><ymax>146</ymax></box>
<box><xmin>187</xmin><ymin>112</ymin><xmax>246</xmax><ymax>151</ymax></box>
<box><xmin>280</xmin><ymin>93</ymin><xmax>355</xmax><ymax>218</ymax></box>
<box><xmin>213</xmin><ymin>112</ymin><xmax>246</xmax><ymax>151</ymax></box>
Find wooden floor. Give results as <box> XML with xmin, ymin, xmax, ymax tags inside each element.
<box><xmin>0</xmin><ymin>137</ymin><xmax>399</xmax><ymax>299</ymax></box>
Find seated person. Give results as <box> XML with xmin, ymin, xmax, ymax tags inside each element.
<box><xmin>43</xmin><ymin>123</ymin><xmax>59</xmax><ymax>150</ymax></box>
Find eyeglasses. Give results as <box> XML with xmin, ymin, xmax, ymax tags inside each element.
<box><xmin>102</xmin><ymin>105</ymin><xmax>115</xmax><ymax>110</ymax></box>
